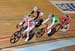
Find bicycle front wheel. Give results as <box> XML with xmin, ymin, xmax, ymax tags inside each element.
<box><xmin>10</xmin><ymin>31</ymin><xmax>21</xmax><ymax>44</ymax></box>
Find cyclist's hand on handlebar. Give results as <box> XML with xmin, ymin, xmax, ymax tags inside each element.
<box><xmin>16</xmin><ymin>24</ymin><xmax>19</xmax><ymax>28</ymax></box>
<box><xmin>16</xmin><ymin>24</ymin><xmax>22</xmax><ymax>29</ymax></box>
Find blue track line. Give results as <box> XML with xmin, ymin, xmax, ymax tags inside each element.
<box><xmin>13</xmin><ymin>39</ymin><xmax>75</xmax><ymax>51</ymax></box>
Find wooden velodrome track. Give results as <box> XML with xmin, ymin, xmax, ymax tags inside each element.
<box><xmin>0</xmin><ymin>0</ymin><xmax>75</xmax><ymax>51</ymax></box>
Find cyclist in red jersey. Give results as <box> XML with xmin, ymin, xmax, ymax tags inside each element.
<box><xmin>60</xmin><ymin>14</ymin><xmax>71</xmax><ymax>29</ymax></box>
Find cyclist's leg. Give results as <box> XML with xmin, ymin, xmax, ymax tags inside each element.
<box><xmin>47</xmin><ymin>25</ymin><xmax>54</xmax><ymax>34</ymax></box>
<box><xmin>29</xmin><ymin>25</ymin><xmax>35</xmax><ymax>31</ymax></box>
<box><xmin>23</xmin><ymin>23</ymin><xmax>27</xmax><ymax>28</ymax></box>
<box><xmin>24</xmin><ymin>24</ymin><xmax>35</xmax><ymax>42</ymax></box>
<box><xmin>22</xmin><ymin>27</ymin><xmax>29</xmax><ymax>42</ymax></box>
<box><xmin>61</xmin><ymin>20</ymin><xmax>69</xmax><ymax>29</ymax></box>
<box><xmin>47</xmin><ymin>28</ymin><xmax>51</xmax><ymax>34</ymax></box>
<box><xmin>25</xmin><ymin>32</ymin><xmax>29</xmax><ymax>42</ymax></box>
<box><xmin>54</xmin><ymin>20</ymin><xmax>60</xmax><ymax>32</ymax></box>
<box><xmin>55</xmin><ymin>23</ymin><xmax>61</xmax><ymax>32</ymax></box>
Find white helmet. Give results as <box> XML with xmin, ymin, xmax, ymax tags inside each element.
<box><xmin>33</xmin><ymin>6</ymin><xmax>38</xmax><ymax>11</ymax></box>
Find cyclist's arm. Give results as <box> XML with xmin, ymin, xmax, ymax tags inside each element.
<box><xmin>19</xmin><ymin>19</ymin><xmax>25</xmax><ymax>26</ymax></box>
<box><xmin>42</xmin><ymin>18</ymin><xmax>49</xmax><ymax>24</ymax></box>
<box><xmin>30</xmin><ymin>10</ymin><xmax>34</xmax><ymax>15</ymax></box>
<box><xmin>34</xmin><ymin>12</ymin><xmax>40</xmax><ymax>20</ymax></box>
<box><xmin>42</xmin><ymin>14</ymin><xmax>51</xmax><ymax>24</ymax></box>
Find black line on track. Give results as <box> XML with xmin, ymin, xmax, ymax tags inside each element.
<box><xmin>0</xmin><ymin>36</ymin><xmax>75</xmax><ymax>50</ymax></box>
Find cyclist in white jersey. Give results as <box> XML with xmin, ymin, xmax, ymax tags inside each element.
<box><xmin>18</xmin><ymin>15</ymin><xmax>35</xmax><ymax>42</ymax></box>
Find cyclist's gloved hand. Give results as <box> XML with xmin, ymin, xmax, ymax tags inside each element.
<box><xmin>16</xmin><ymin>24</ymin><xmax>19</xmax><ymax>28</ymax></box>
<box><xmin>16</xmin><ymin>24</ymin><xmax>22</xmax><ymax>29</ymax></box>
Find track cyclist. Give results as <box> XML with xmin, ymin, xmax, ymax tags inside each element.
<box><xmin>17</xmin><ymin>15</ymin><xmax>36</xmax><ymax>42</ymax></box>
<box><xmin>60</xmin><ymin>14</ymin><xmax>71</xmax><ymax>32</ymax></box>
<box><xmin>47</xmin><ymin>14</ymin><xmax>60</xmax><ymax>34</ymax></box>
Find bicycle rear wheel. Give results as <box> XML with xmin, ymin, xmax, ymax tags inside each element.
<box><xmin>61</xmin><ymin>24</ymin><xmax>70</xmax><ymax>32</ymax></box>
<box><xmin>48</xmin><ymin>27</ymin><xmax>56</xmax><ymax>36</ymax></box>
<box><xmin>35</xmin><ymin>19</ymin><xmax>43</xmax><ymax>27</ymax></box>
